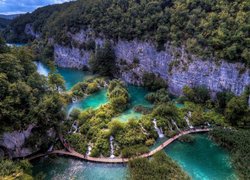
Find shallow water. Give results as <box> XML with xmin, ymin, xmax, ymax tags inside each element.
<box><xmin>115</xmin><ymin>85</ymin><xmax>152</xmax><ymax>122</ymax></box>
<box><xmin>32</xmin><ymin>135</ymin><xmax>236</xmax><ymax>180</ymax></box>
<box><xmin>35</xmin><ymin>61</ymin><xmax>93</xmax><ymax>90</ymax></box>
<box><xmin>164</xmin><ymin>134</ymin><xmax>237</xmax><ymax>180</ymax></box>
<box><xmin>67</xmin><ymin>89</ymin><xmax>108</xmax><ymax>113</ymax></box>
<box><xmin>32</xmin><ymin>157</ymin><xmax>128</xmax><ymax>180</ymax></box>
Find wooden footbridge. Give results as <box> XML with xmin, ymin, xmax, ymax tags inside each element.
<box><xmin>28</xmin><ymin>128</ymin><xmax>211</xmax><ymax>163</ymax></box>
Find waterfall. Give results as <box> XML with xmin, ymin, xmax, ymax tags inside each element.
<box><xmin>110</xmin><ymin>136</ymin><xmax>115</xmax><ymax>158</ymax></box>
<box><xmin>153</xmin><ymin>119</ymin><xmax>164</xmax><ymax>138</ymax></box>
<box><xmin>185</xmin><ymin>111</ymin><xmax>194</xmax><ymax>129</ymax></box>
<box><xmin>86</xmin><ymin>145</ymin><xmax>92</xmax><ymax>156</ymax></box>
<box><xmin>35</xmin><ymin>62</ymin><xmax>49</xmax><ymax>77</ymax></box>
<box><xmin>171</xmin><ymin>119</ymin><xmax>180</xmax><ymax>131</ymax></box>
<box><xmin>71</xmin><ymin>121</ymin><xmax>78</xmax><ymax>133</ymax></box>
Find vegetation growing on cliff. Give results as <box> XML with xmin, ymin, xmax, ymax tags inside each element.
<box><xmin>4</xmin><ymin>0</ymin><xmax>250</xmax><ymax>66</ymax></box>
<box><xmin>128</xmin><ymin>151</ymin><xmax>190</xmax><ymax>180</ymax></box>
<box><xmin>89</xmin><ymin>40</ymin><xmax>116</xmax><ymax>76</ymax></box>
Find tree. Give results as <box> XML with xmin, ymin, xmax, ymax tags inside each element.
<box><xmin>225</xmin><ymin>97</ymin><xmax>248</xmax><ymax>127</ymax></box>
<box><xmin>48</xmin><ymin>73</ymin><xmax>65</xmax><ymax>91</ymax></box>
<box><xmin>89</xmin><ymin>40</ymin><xmax>116</xmax><ymax>76</ymax></box>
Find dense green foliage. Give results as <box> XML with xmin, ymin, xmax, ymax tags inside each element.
<box><xmin>183</xmin><ymin>85</ymin><xmax>210</xmax><ymax>104</ymax></box>
<box><xmin>210</xmin><ymin>129</ymin><xmax>250</xmax><ymax>180</ymax></box>
<box><xmin>128</xmin><ymin>151</ymin><xmax>190</xmax><ymax>180</ymax></box>
<box><xmin>0</xmin><ymin>159</ymin><xmax>33</xmax><ymax>179</ymax></box>
<box><xmin>0</xmin><ymin>18</ymin><xmax>11</xmax><ymax>30</ymax></box>
<box><xmin>146</xmin><ymin>88</ymin><xmax>170</xmax><ymax>104</ymax></box>
<box><xmin>89</xmin><ymin>41</ymin><xmax>116</xmax><ymax>76</ymax></box>
<box><xmin>5</xmin><ymin>0</ymin><xmax>250</xmax><ymax>66</ymax></box>
<box><xmin>121</xmin><ymin>144</ymin><xmax>149</xmax><ymax>158</ymax></box>
<box><xmin>0</xmin><ymin>38</ymin><xmax>66</xmax><ymax>151</ymax></box>
<box><xmin>142</xmin><ymin>72</ymin><xmax>167</xmax><ymax>91</ymax></box>
<box><xmin>107</xmin><ymin>80</ymin><xmax>130</xmax><ymax>112</ymax></box>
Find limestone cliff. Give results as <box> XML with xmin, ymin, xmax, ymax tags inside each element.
<box><xmin>0</xmin><ymin>124</ymin><xmax>34</xmax><ymax>158</ymax></box>
<box><xmin>52</xmin><ymin>30</ymin><xmax>250</xmax><ymax>96</ymax></box>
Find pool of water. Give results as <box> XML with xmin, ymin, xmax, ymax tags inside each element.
<box><xmin>32</xmin><ymin>157</ymin><xmax>128</xmax><ymax>180</ymax></box>
<box><xmin>164</xmin><ymin>134</ymin><xmax>237</xmax><ymax>180</ymax></box>
<box><xmin>115</xmin><ymin>85</ymin><xmax>152</xmax><ymax>122</ymax></box>
<box><xmin>67</xmin><ymin>89</ymin><xmax>108</xmax><ymax>113</ymax></box>
<box><xmin>32</xmin><ymin>135</ymin><xmax>236</xmax><ymax>180</ymax></box>
<box><xmin>36</xmin><ymin>61</ymin><xmax>93</xmax><ymax>90</ymax></box>
<box><xmin>7</xmin><ymin>43</ymin><xmax>27</xmax><ymax>47</ymax></box>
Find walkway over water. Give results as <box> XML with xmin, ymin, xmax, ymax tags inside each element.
<box><xmin>28</xmin><ymin>128</ymin><xmax>211</xmax><ymax>163</ymax></box>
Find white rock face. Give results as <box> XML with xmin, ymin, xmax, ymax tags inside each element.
<box><xmin>0</xmin><ymin>124</ymin><xmax>34</xmax><ymax>157</ymax></box>
<box><xmin>30</xmin><ymin>28</ymin><xmax>250</xmax><ymax>96</ymax></box>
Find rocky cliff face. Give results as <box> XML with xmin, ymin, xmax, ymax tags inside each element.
<box><xmin>52</xmin><ymin>30</ymin><xmax>250</xmax><ymax>96</ymax></box>
<box><xmin>0</xmin><ymin>124</ymin><xmax>34</xmax><ymax>158</ymax></box>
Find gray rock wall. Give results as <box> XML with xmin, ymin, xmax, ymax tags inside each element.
<box><xmin>0</xmin><ymin>124</ymin><xmax>34</xmax><ymax>158</ymax></box>
<box><xmin>53</xmin><ymin>30</ymin><xmax>250</xmax><ymax>96</ymax></box>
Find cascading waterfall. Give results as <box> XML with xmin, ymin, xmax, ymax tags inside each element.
<box><xmin>153</xmin><ymin>119</ymin><xmax>164</xmax><ymax>138</ymax></box>
<box><xmin>87</xmin><ymin>145</ymin><xmax>92</xmax><ymax>156</ymax></box>
<box><xmin>35</xmin><ymin>62</ymin><xmax>49</xmax><ymax>77</ymax></box>
<box><xmin>185</xmin><ymin>111</ymin><xmax>194</xmax><ymax>129</ymax></box>
<box><xmin>110</xmin><ymin>136</ymin><xmax>115</xmax><ymax>158</ymax></box>
<box><xmin>171</xmin><ymin>119</ymin><xmax>180</xmax><ymax>131</ymax></box>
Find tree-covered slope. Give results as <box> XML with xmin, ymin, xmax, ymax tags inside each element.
<box><xmin>0</xmin><ymin>37</ymin><xmax>65</xmax><ymax>152</ymax></box>
<box><xmin>0</xmin><ymin>18</ymin><xmax>11</xmax><ymax>30</ymax></box>
<box><xmin>4</xmin><ymin>0</ymin><xmax>250</xmax><ymax>66</ymax></box>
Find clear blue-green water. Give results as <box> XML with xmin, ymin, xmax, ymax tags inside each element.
<box><xmin>114</xmin><ymin>85</ymin><xmax>152</xmax><ymax>122</ymax></box>
<box><xmin>32</xmin><ymin>135</ymin><xmax>236</xmax><ymax>180</ymax></box>
<box><xmin>164</xmin><ymin>134</ymin><xmax>237</xmax><ymax>180</ymax></box>
<box><xmin>34</xmin><ymin>62</ymin><xmax>236</xmax><ymax>180</ymax></box>
<box><xmin>67</xmin><ymin>89</ymin><xmax>108</xmax><ymax>113</ymax></box>
<box><xmin>7</xmin><ymin>43</ymin><xmax>27</xmax><ymax>47</ymax></box>
<box><xmin>32</xmin><ymin>157</ymin><xmax>128</xmax><ymax>180</ymax></box>
<box><xmin>35</xmin><ymin>61</ymin><xmax>93</xmax><ymax>90</ymax></box>
<box><xmin>57</xmin><ymin>67</ymin><xmax>93</xmax><ymax>90</ymax></box>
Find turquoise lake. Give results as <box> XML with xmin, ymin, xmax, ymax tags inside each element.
<box><xmin>34</xmin><ymin>61</ymin><xmax>236</xmax><ymax>180</ymax></box>
<box><xmin>165</xmin><ymin>135</ymin><xmax>236</xmax><ymax>180</ymax></box>
<box><xmin>36</xmin><ymin>61</ymin><xmax>93</xmax><ymax>90</ymax></box>
<box><xmin>67</xmin><ymin>89</ymin><xmax>108</xmax><ymax>113</ymax></box>
<box><xmin>32</xmin><ymin>135</ymin><xmax>236</xmax><ymax>180</ymax></box>
<box><xmin>114</xmin><ymin>85</ymin><xmax>152</xmax><ymax>122</ymax></box>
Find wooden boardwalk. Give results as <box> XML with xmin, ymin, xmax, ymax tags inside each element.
<box><xmin>28</xmin><ymin>128</ymin><xmax>211</xmax><ymax>163</ymax></box>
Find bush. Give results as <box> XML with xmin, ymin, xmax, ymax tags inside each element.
<box><xmin>142</xmin><ymin>73</ymin><xmax>167</xmax><ymax>91</ymax></box>
<box><xmin>128</xmin><ymin>151</ymin><xmax>190</xmax><ymax>180</ymax></box>
<box><xmin>145</xmin><ymin>88</ymin><xmax>170</xmax><ymax>104</ymax></box>
<box><xmin>121</xmin><ymin>144</ymin><xmax>149</xmax><ymax>158</ymax></box>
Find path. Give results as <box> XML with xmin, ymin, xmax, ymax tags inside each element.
<box><xmin>28</xmin><ymin>128</ymin><xmax>211</xmax><ymax>163</ymax></box>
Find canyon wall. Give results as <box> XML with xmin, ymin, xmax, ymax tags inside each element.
<box><xmin>53</xmin><ymin>30</ymin><xmax>250</xmax><ymax>96</ymax></box>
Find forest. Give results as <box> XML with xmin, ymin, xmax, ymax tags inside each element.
<box><xmin>0</xmin><ymin>37</ymin><xmax>66</xmax><ymax>179</ymax></box>
<box><xmin>3</xmin><ymin>0</ymin><xmax>250</xmax><ymax>66</ymax></box>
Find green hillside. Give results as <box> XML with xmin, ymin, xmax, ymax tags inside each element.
<box><xmin>4</xmin><ymin>0</ymin><xmax>250</xmax><ymax>65</ymax></box>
